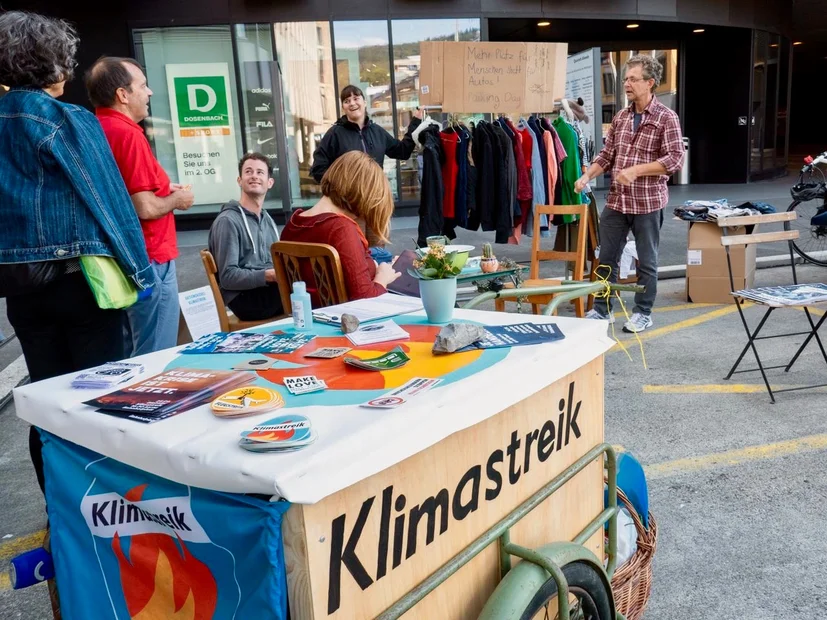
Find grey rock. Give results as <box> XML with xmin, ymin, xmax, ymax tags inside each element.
<box><xmin>432</xmin><ymin>323</ymin><xmax>485</xmax><ymax>353</ymax></box>
<box><xmin>341</xmin><ymin>313</ymin><xmax>360</xmax><ymax>334</ymax></box>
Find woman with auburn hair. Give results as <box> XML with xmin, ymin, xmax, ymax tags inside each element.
<box><xmin>281</xmin><ymin>151</ymin><xmax>401</xmax><ymax>304</ymax></box>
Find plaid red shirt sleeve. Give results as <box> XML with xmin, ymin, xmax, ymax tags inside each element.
<box><xmin>594</xmin><ymin>97</ymin><xmax>685</xmax><ymax>215</ymax></box>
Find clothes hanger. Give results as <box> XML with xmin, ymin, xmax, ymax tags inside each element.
<box><xmin>560</xmin><ymin>99</ymin><xmax>574</xmax><ymax>123</ymax></box>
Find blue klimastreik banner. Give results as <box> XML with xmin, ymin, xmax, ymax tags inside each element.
<box><xmin>41</xmin><ymin>432</ymin><xmax>290</xmax><ymax>620</ymax></box>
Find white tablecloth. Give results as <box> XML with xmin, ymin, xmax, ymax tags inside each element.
<box><xmin>14</xmin><ymin>309</ymin><xmax>613</xmax><ymax>504</ymax></box>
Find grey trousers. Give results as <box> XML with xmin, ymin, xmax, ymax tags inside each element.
<box><xmin>593</xmin><ymin>207</ymin><xmax>662</xmax><ymax>316</ymax></box>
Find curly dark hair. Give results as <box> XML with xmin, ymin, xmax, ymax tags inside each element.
<box><xmin>238</xmin><ymin>152</ymin><xmax>273</xmax><ymax>177</ymax></box>
<box><xmin>0</xmin><ymin>11</ymin><xmax>79</xmax><ymax>88</ymax></box>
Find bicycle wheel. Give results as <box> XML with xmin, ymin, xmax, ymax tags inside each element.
<box><xmin>519</xmin><ymin>561</ymin><xmax>614</xmax><ymax>620</ymax></box>
<box><xmin>786</xmin><ymin>199</ymin><xmax>827</xmax><ymax>266</ymax></box>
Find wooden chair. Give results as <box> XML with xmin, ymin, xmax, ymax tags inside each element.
<box><xmin>199</xmin><ymin>249</ymin><xmax>284</xmax><ymax>333</ymax></box>
<box><xmin>720</xmin><ymin>211</ymin><xmax>827</xmax><ymax>403</ymax></box>
<box><xmin>270</xmin><ymin>241</ymin><xmax>348</xmax><ymax>312</ymax></box>
<box><xmin>495</xmin><ymin>204</ymin><xmax>589</xmax><ymax>317</ymax></box>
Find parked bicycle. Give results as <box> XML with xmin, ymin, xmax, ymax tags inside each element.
<box><xmin>786</xmin><ymin>152</ymin><xmax>827</xmax><ymax>266</ymax></box>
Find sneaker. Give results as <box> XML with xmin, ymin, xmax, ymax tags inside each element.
<box><xmin>623</xmin><ymin>312</ymin><xmax>653</xmax><ymax>333</ymax></box>
<box><xmin>585</xmin><ymin>309</ymin><xmax>615</xmax><ymax>324</ymax></box>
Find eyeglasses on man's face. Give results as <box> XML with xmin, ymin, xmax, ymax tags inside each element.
<box><xmin>622</xmin><ymin>76</ymin><xmax>652</xmax><ymax>84</ymax></box>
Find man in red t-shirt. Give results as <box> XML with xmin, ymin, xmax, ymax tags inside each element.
<box><xmin>86</xmin><ymin>57</ymin><xmax>194</xmax><ymax>355</ymax></box>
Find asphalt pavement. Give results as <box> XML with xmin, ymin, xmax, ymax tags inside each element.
<box><xmin>2</xmin><ymin>173</ymin><xmax>827</xmax><ymax>618</ymax></box>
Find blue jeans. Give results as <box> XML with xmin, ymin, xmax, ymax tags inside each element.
<box><xmin>594</xmin><ymin>208</ymin><xmax>662</xmax><ymax>317</ymax></box>
<box><xmin>126</xmin><ymin>260</ymin><xmax>179</xmax><ymax>355</ymax></box>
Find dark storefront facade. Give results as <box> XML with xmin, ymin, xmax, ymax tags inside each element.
<box><xmin>3</xmin><ymin>1</ymin><xmax>794</xmax><ymax>221</ymax></box>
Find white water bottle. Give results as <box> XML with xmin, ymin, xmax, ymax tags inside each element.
<box><xmin>290</xmin><ymin>281</ymin><xmax>312</xmax><ymax>331</ymax></box>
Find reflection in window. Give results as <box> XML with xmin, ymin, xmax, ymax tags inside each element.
<box><xmin>134</xmin><ymin>26</ymin><xmax>244</xmax><ymax>215</ymax></box>
<box><xmin>333</xmin><ymin>21</ymin><xmax>398</xmax><ymax>199</ymax></box>
<box><xmin>763</xmin><ymin>33</ymin><xmax>780</xmax><ymax>171</ymax></box>
<box><xmin>751</xmin><ymin>31</ymin><xmax>769</xmax><ymax>174</ymax></box>
<box><xmin>391</xmin><ymin>19</ymin><xmax>480</xmax><ymax>201</ymax></box>
<box><xmin>776</xmin><ymin>38</ymin><xmax>790</xmax><ymax>167</ymax></box>
<box><xmin>600</xmin><ymin>52</ymin><xmax>617</xmax><ymax>146</ymax></box>
<box><xmin>235</xmin><ymin>24</ymin><xmax>282</xmax><ymax>211</ymax></box>
<box><xmin>274</xmin><ymin>22</ymin><xmax>337</xmax><ymax>207</ymax></box>
<box><xmin>649</xmin><ymin>49</ymin><xmax>678</xmax><ymax>113</ymax></box>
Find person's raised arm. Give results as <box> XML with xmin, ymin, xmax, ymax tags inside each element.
<box><xmin>384</xmin><ymin>111</ymin><xmax>423</xmax><ymax>160</ymax></box>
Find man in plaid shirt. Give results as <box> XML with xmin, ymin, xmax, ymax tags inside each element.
<box><xmin>575</xmin><ymin>54</ymin><xmax>685</xmax><ymax>333</ymax></box>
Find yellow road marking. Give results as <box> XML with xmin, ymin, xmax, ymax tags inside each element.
<box><xmin>0</xmin><ymin>432</ymin><xmax>824</xmax><ymax>592</ymax></box>
<box><xmin>609</xmin><ymin>303</ymin><xmax>748</xmax><ymax>353</ymax></box>
<box><xmin>645</xmin><ymin>433</ymin><xmax>827</xmax><ymax>480</ymax></box>
<box><xmin>0</xmin><ymin>530</ymin><xmax>46</xmax><ymax>563</ymax></box>
<box><xmin>653</xmin><ymin>302</ymin><xmax>722</xmax><ymax>312</ymax></box>
<box><xmin>642</xmin><ymin>384</ymin><xmax>827</xmax><ymax>394</ymax></box>
<box><xmin>796</xmin><ymin>306</ymin><xmax>825</xmax><ymax>317</ymax></box>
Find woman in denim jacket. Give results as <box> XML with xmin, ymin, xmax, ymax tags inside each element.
<box><xmin>0</xmin><ymin>11</ymin><xmax>152</xmax><ymax>496</ymax></box>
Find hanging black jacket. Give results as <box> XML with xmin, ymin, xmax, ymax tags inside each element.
<box><xmin>472</xmin><ymin>122</ymin><xmax>495</xmax><ymax>233</ymax></box>
<box><xmin>310</xmin><ymin>115</ymin><xmax>422</xmax><ymax>182</ymax></box>
<box><xmin>454</xmin><ymin>127</ymin><xmax>470</xmax><ymax>229</ymax></box>
<box><xmin>490</xmin><ymin>123</ymin><xmax>515</xmax><ymax>244</ymax></box>
<box><xmin>417</xmin><ymin>125</ymin><xmax>444</xmax><ymax>247</ymax></box>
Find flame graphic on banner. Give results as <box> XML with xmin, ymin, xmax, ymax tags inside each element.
<box><xmin>112</xmin><ymin>486</ymin><xmax>217</xmax><ymax>620</ymax></box>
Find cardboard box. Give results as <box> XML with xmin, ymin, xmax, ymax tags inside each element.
<box><xmin>418</xmin><ymin>41</ymin><xmax>444</xmax><ymax>107</ymax></box>
<box><xmin>686</xmin><ymin>221</ymin><xmax>757</xmax><ymax>279</ymax></box>
<box><xmin>686</xmin><ymin>267</ymin><xmax>756</xmax><ymax>304</ymax></box>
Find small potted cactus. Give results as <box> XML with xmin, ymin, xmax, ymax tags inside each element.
<box><xmin>480</xmin><ymin>243</ymin><xmax>499</xmax><ymax>273</ymax></box>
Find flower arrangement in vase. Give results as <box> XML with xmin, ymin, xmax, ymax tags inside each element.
<box><xmin>480</xmin><ymin>243</ymin><xmax>499</xmax><ymax>273</ymax></box>
<box><xmin>408</xmin><ymin>245</ymin><xmax>461</xmax><ymax>323</ymax></box>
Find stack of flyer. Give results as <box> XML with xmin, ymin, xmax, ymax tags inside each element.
<box><xmin>85</xmin><ymin>368</ymin><xmax>252</xmax><ymax>423</ymax></box>
<box><xmin>733</xmin><ymin>283</ymin><xmax>827</xmax><ymax>306</ymax></box>
<box><xmin>72</xmin><ymin>362</ymin><xmax>144</xmax><ymax>389</ymax></box>
<box><xmin>182</xmin><ymin>331</ymin><xmax>314</xmax><ymax>355</ymax></box>
<box><xmin>238</xmin><ymin>414</ymin><xmax>317</xmax><ymax>453</ymax></box>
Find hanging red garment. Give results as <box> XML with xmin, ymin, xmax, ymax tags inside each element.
<box><xmin>510</xmin><ymin>121</ymin><xmax>534</xmax><ymax>239</ymax></box>
<box><xmin>513</xmin><ymin>122</ymin><xmax>534</xmax><ymax>172</ymax></box>
<box><xmin>440</xmin><ymin>130</ymin><xmax>459</xmax><ymax>218</ymax></box>
<box><xmin>506</xmin><ymin>120</ymin><xmax>532</xmax><ymax>203</ymax></box>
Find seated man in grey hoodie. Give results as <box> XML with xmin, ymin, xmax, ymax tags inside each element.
<box><xmin>208</xmin><ymin>153</ymin><xmax>283</xmax><ymax>320</ymax></box>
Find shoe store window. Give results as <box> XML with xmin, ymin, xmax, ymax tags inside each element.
<box><xmin>235</xmin><ymin>23</ymin><xmax>283</xmax><ymax>212</ymax></box>
<box><xmin>134</xmin><ymin>26</ymin><xmax>245</xmax><ymax>215</ymax></box>
<box><xmin>333</xmin><ymin>20</ymin><xmax>398</xmax><ymax>200</ymax></box>
<box><xmin>274</xmin><ymin>22</ymin><xmax>337</xmax><ymax>209</ymax></box>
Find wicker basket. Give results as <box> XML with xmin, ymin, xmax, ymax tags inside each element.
<box><xmin>610</xmin><ymin>488</ymin><xmax>658</xmax><ymax>620</ymax></box>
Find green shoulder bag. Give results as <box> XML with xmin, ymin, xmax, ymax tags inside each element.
<box><xmin>79</xmin><ymin>255</ymin><xmax>138</xmax><ymax>310</ymax></box>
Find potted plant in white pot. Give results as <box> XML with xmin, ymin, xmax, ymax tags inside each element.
<box><xmin>409</xmin><ymin>246</ymin><xmax>462</xmax><ymax>323</ymax></box>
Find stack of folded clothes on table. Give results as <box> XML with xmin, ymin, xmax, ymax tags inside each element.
<box><xmin>674</xmin><ymin>199</ymin><xmax>776</xmax><ymax>222</ymax></box>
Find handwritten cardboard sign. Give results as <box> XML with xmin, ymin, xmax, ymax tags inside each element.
<box><xmin>419</xmin><ymin>41</ymin><xmax>567</xmax><ymax>113</ymax></box>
